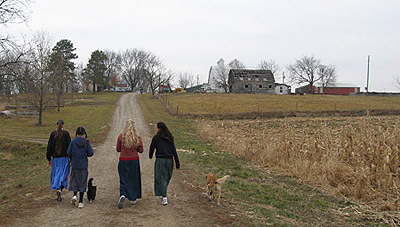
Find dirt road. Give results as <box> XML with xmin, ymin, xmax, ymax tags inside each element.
<box><xmin>10</xmin><ymin>93</ymin><xmax>236</xmax><ymax>227</ymax></box>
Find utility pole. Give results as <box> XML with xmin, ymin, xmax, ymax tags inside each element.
<box><xmin>282</xmin><ymin>71</ymin><xmax>285</xmax><ymax>84</ymax></box>
<box><xmin>366</xmin><ymin>55</ymin><xmax>370</xmax><ymax>93</ymax></box>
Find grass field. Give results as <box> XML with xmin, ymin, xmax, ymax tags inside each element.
<box><xmin>0</xmin><ymin>92</ymin><xmax>122</xmax><ymax>225</ymax></box>
<box><xmin>0</xmin><ymin>92</ymin><xmax>123</xmax><ymax>142</ymax></box>
<box><xmin>159</xmin><ymin>93</ymin><xmax>400</xmax><ymax>117</ymax></box>
<box><xmin>138</xmin><ymin>94</ymin><xmax>386</xmax><ymax>226</ymax></box>
<box><xmin>0</xmin><ymin>138</ymin><xmax>49</xmax><ymax>224</ymax></box>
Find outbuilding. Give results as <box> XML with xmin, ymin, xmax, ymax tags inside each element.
<box><xmin>295</xmin><ymin>83</ymin><xmax>360</xmax><ymax>95</ymax></box>
<box><xmin>228</xmin><ymin>69</ymin><xmax>275</xmax><ymax>94</ymax></box>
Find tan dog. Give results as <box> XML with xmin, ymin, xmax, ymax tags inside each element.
<box><xmin>206</xmin><ymin>174</ymin><xmax>230</xmax><ymax>205</ymax></box>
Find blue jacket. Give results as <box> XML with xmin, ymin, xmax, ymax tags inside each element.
<box><xmin>67</xmin><ymin>136</ymin><xmax>93</xmax><ymax>169</ymax></box>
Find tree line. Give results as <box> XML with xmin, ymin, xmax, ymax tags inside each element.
<box><xmin>0</xmin><ymin>1</ymin><xmax>173</xmax><ymax>125</ymax></box>
<box><xmin>1</xmin><ymin>34</ymin><xmax>172</xmax><ymax>125</ymax></box>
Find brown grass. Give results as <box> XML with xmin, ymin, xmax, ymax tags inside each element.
<box><xmin>160</xmin><ymin>93</ymin><xmax>400</xmax><ymax>116</ymax></box>
<box><xmin>198</xmin><ymin>116</ymin><xmax>400</xmax><ymax>211</ymax></box>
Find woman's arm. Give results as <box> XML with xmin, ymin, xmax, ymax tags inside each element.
<box><xmin>172</xmin><ymin>143</ymin><xmax>180</xmax><ymax>169</ymax></box>
<box><xmin>46</xmin><ymin>132</ymin><xmax>54</xmax><ymax>162</ymax></box>
<box><xmin>87</xmin><ymin>140</ymin><xmax>94</xmax><ymax>157</ymax></box>
<box><xmin>149</xmin><ymin>136</ymin><xmax>157</xmax><ymax>159</ymax></box>
<box><xmin>116</xmin><ymin>134</ymin><xmax>122</xmax><ymax>152</ymax></box>
<box><xmin>137</xmin><ymin>136</ymin><xmax>144</xmax><ymax>153</ymax></box>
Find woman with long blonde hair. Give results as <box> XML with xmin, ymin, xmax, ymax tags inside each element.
<box><xmin>116</xmin><ymin>119</ymin><xmax>143</xmax><ymax>209</ymax></box>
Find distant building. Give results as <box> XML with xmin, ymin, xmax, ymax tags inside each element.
<box><xmin>228</xmin><ymin>69</ymin><xmax>275</xmax><ymax>94</ymax></box>
<box><xmin>275</xmin><ymin>83</ymin><xmax>291</xmax><ymax>95</ymax></box>
<box><xmin>159</xmin><ymin>84</ymin><xmax>171</xmax><ymax>93</ymax></box>
<box><xmin>114</xmin><ymin>83</ymin><xmax>130</xmax><ymax>92</ymax></box>
<box><xmin>83</xmin><ymin>81</ymin><xmax>102</xmax><ymax>92</ymax></box>
<box><xmin>208</xmin><ymin>58</ymin><xmax>230</xmax><ymax>92</ymax></box>
<box><xmin>295</xmin><ymin>83</ymin><xmax>360</xmax><ymax>95</ymax></box>
<box><xmin>186</xmin><ymin>83</ymin><xmax>213</xmax><ymax>93</ymax></box>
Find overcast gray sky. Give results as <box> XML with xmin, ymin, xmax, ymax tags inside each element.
<box><xmin>9</xmin><ymin>0</ymin><xmax>400</xmax><ymax>91</ymax></box>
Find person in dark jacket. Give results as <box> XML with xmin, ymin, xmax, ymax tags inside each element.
<box><xmin>149</xmin><ymin>122</ymin><xmax>180</xmax><ymax>205</ymax></box>
<box><xmin>67</xmin><ymin>126</ymin><xmax>93</xmax><ymax>208</ymax></box>
<box><xmin>46</xmin><ymin>119</ymin><xmax>71</xmax><ymax>202</ymax></box>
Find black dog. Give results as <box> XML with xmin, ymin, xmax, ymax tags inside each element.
<box><xmin>87</xmin><ymin>178</ymin><xmax>97</xmax><ymax>203</ymax></box>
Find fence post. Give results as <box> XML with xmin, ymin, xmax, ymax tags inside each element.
<box><xmin>15</xmin><ymin>97</ymin><xmax>18</xmax><ymax>118</ymax></box>
<box><xmin>176</xmin><ymin>106</ymin><xmax>179</xmax><ymax>115</ymax></box>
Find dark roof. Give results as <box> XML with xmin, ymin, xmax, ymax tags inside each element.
<box><xmin>275</xmin><ymin>83</ymin><xmax>291</xmax><ymax>87</ymax></box>
<box><xmin>229</xmin><ymin>69</ymin><xmax>274</xmax><ymax>81</ymax></box>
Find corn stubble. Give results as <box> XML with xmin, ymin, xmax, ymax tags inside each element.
<box><xmin>198</xmin><ymin>116</ymin><xmax>400</xmax><ymax>211</ymax></box>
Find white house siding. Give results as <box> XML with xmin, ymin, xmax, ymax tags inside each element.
<box><xmin>275</xmin><ymin>84</ymin><xmax>291</xmax><ymax>94</ymax></box>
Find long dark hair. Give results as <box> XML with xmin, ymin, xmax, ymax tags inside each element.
<box><xmin>76</xmin><ymin>126</ymin><xmax>88</xmax><ymax>148</ymax></box>
<box><xmin>54</xmin><ymin>120</ymin><xmax>64</xmax><ymax>153</ymax></box>
<box><xmin>156</xmin><ymin>122</ymin><xmax>174</xmax><ymax>143</ymax></box>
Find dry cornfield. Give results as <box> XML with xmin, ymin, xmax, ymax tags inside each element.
<box><xmin>198</xmin><ymin>116</ymin><xmax>400</xmax><ymax>210</ymax></box>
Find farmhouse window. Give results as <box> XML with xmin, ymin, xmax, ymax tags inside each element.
<box><xmin>244</xmin><ymin>84</ymin><xmax>249</xmax><ymax>88</ymax></box>
<box><xmin>268</xmin><ymin>84</ymin><xmax>272</xmax><ymax>89</ymax></box>
<box><xmin>259</xmin><ymin>85</ymin><xmax>263</xmax><ymax>88</ymax></box>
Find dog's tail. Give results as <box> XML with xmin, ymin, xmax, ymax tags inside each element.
<box><xmin>216</xmin><ymin>175</ymin><xmax>230</xmax><ymax>184</ymax></box>
<box><xmin>88</xmin><ymin>178</ymin><xmax>94</xmax><ymax>186</ymax></box>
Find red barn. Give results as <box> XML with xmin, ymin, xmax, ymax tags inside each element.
<box><xmin>295</xmin><ymin>83</ymin><xmax>360</xmax><ymax>95</ymax></box>
<box><xmin>159</xmin><ymin>85</ymin><xmax>171</xmax><ymax>93</ymax></box>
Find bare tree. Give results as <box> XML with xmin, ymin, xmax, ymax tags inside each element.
<box><xmin>228</xmin><ymin>58</ymin><xmax>245</xmax><ymax>69</ymax></box>
<box><xmin>0</xmin><ymin>0</ymin><xmax>31</xmax><ymax>95</ymax></box>
<box><xmin>318</xmin><ymin>65</ymin><xmax>336</xmax><ymax>88</ymax></box>
<box><xmin>74</xmin><ymin>63</ymin><xmax>85</xmax><ymax>91</ymax></box>
<box><xmin>104</xmin><ymin>50</ymin><xmax>121</xmax><ymax>89</ymax></box>
<box><xmin>25</xmin><ymin>32</ymin><xmax>52</xmax><ymax>125</ymax></box>
<box><xmin>0</xmin><ymin>0</ymin><xmax>30</xmax><ymax>25</ymax></box>
<box><xmin>178</xmin><ymin>72</ymin><xmax>195</xmax><ymax>89</ymax></box>
<box><xmin>144</xmin><ymin>52</ymin><xmax>172</xmax><ymax>95</ymax></box>
<box><xmin>287</xmin><ymin>55</ymin><xmax>322</xmax><ymax>93</ymax></box>
<box><xmin>214</xmin><ymin>65</ymin><xmax>230</xmax><ymax>93</ymax></box>
<box><xmin>120</xmin><ymin>49</ymin><xmax>148</xmax><ymax>91</ymax></box>
<box><xmin>394</xmin><ymin>75</ymin><xmax>400</xmax><ymax>89</ymax></box>
<box><xmin>0</xmin><ymin>0</ymin><xmax>31</xmax><ymax>67</ymax></box>
<box><xmin>258</xmin><ymin>59</ymin><xmax>280</xmax><ymax>75</ymax></box>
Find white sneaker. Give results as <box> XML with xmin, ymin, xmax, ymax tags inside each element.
<box><xmin>71</xmin><ymin>196</ymin><xmax>77</xmax><ymax>206</ymax></box>
<box><xmin>118</xmin><ymin>195</ymin><xmax>125</xmax><ymax>209</ymax></box>
<box><xmin>162</xmin><ymin>197</ymin><xmax>168</xmax><ymax>205</ymax></box>
<box><xmin>130</xmin><ymin>200</ymin><xmax>138</xmax><ymax>205</ymax></box>
<box><xmin>78</xmin><ymin>202</ymin><xmax>84</xmax><ymax>208</ymax></box>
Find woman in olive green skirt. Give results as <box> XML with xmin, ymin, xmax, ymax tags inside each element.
<box><xmin>149</xmin><ymin>122</ymin><xmax>180</xmax><ymax>205</ymax></box>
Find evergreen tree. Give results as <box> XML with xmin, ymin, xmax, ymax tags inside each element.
<box><xmin>85</xmin><ymin>50</ymin><xmax>107</xmax><ymax>93</ymax></box>
<box><xmin>48</xmin><ymin>39</ymin><xmax>78</xmax><ymax>111</ymax></box>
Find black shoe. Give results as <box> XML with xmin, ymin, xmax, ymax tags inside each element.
<box><xmin>118</xmin><ymin>195</ymin><xmax>125</xmax><ymax>209</ymax></box>
<box><xmin>56</xmin><ymin>190</ymin><xmax>62</xmax><ymax>202</ymax></box>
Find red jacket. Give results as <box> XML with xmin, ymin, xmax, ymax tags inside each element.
<box><xmin>116</xmin><ymin>134</ymin><xmax>143</xmax><ymax>161</ymax></box>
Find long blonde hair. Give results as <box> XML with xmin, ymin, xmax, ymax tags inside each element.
<box><xmin>121</xmin><ymin>119</ymin><xmax>140</xmax><ymax>148</ymax></box>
